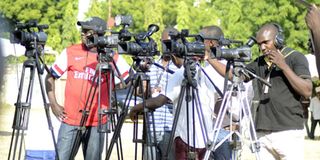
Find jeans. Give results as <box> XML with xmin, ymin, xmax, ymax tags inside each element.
<box><xmin>210</xmin><ymin>129</ymin><xmax>232</xmax><ymax>160</ymax></box>
<box><xmin>157</xmin><ymin>131</ymin><xmax>175</xmax><ymax>160</ymax></box>
<box><xmin>56</xmin><ymin>122</ymin><xmax>105</xmax><ymax>160</ymax></box>
<box><xmin>310</xmin><ymin>116</ymin><xmax>320</xmax><ymax>139</ymax></box>
<box><xmin>144</xmin><ymin>131</ymin><xmax>175</xmax><ymax>160</ymax></box>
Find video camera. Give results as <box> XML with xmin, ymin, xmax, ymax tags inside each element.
<box><xmin>210</xmin><ymin>36</ymin><xmax>256</xmax><ymax>62</ymax></box>
<box><xmin>162</xmin><ymin>29</ymin><xmax>205</xmax><ymax>58</ymax></box>
<box><xmin>10</xmin><ymin>20</ymin><xmax>48</xmax><ymax>47</ymax></box>
<box><xmin>85</xmin><ymin>15</ymin><xmax>133</xmax><ymax>49</ymax></box>
<box><xmin>117</xmin><ymin>24</ymin><xmax>160</xmax><ymax>57</ymax></box>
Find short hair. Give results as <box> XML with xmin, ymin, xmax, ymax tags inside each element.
<box><xmin>162</xmin><ymin>27</ymin><xmax>179</xmax><ymax>40</ymax></box>
<box><xmin>199</xmin><ymin>25</ymin><xmax>224</xmax><ymax>40</ymax></box>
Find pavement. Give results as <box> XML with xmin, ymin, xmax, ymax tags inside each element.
<box><xmin>1</xmin><ymin>105</ymin><xmax>320</xmax><ymax>160</ymax></box>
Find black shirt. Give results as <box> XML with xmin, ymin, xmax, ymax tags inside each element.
<box><xmin>246</xmin><ymin>47</ymin><xmax>311</xmax><ymax>131</ymax></box>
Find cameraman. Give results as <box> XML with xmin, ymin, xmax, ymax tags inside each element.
<box><xmin>201</xmin><ymin>25</ymin><xmax>233</xmax><ymax>160</ymax></box>
<box><xmin>129</xmin><ymin>27</ymin><xmax>230</xmax><ymax>159</ymax></box>
<box><xmin>207</xmin><ymin>23</ymin><xmax>312</xmax><ymax>159</ymax></box>
<box><xmin>45</xmin><ymin>17</ymin><xmax>130</xmax><ymax>160</ymax></box>
<box><xmin>143</xmin><ymin>27</ymin><xmax>180</xmax><ymax>160</ymax></box>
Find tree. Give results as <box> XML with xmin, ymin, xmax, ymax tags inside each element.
<box><xmin>0</xmin><ymin>0</ymin><xmax>79</xmax><ymax>53</ymax></box>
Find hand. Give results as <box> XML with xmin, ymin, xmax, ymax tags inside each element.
<box><xmin>306</xmin><ymin>4</ymin><xmax>320</xmax><ymax>30</ymax></box>
<box><xmin>266</xmin><ymin>49</ymin><xmax>287</xmax><ymax>69</ymax></box>
<box><xmin>152</xmin><ymin>86</ymin><xmax>161</xmax><ymax>94</ymax></box>
<box><xmin>129</xmin><ymin>104</ymin><xmax>142</xmax><ymax>122</ymax></box>
<box><xmin>50</xmin><ymin>103</ymin><xmax>66</xmax><ymax>121</ymax></box>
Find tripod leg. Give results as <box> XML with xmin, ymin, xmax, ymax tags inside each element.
<box><xmin>8</xmin><ymin>60</ymin><xmax>35</xmax><ymax>160</ymax></box>
<box><xmin>68</xmin><ymin>70</ymin><xmax>101</xmax><ymax>160</ymax></box>
<box><xmin>105</xmin><ymin>76</ymin><xmax>139</xmax><ymax>160</ymax></box>
<box><xmin>163</xmin><ymin>85</ymin><xmax>186</xmax><ymax>160</ymax></box>
<box><xmin>35</xmin><ymin>63</ymin><xmax>60</xmax><ymax>159</ymax></box>
<box><xmin>203</xmin><ymin>87</ymin><xmax>235</xmax><ymax>160</ymax></box>
<box><xmin>239</xmin><ymin>91</ymin><xmax>260</xmax><ymax>160</ymax></box>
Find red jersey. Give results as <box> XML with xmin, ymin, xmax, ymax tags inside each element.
<box><xmin>50</xmin><ymin>44</ymin><xmax>130</xmax><ymax>126</ymax></box>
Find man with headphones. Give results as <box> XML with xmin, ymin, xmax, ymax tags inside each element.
<box><xmin>207</xmin><ymin>23</ymin><xmax>312</xmax><ymax>159</ymax></box>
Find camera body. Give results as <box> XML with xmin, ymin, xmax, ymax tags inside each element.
<box><xmin>117</xmin><ymin>24</ymin><xmax>160</xmax><ymax>57</ymax></box>
<box><xmin>86</xmin><ymin>34</ymin><xmax>119</xmax><ymax>49</ymax></box>
<box><xmin>210</xmin><ymin>36</ymin><xmax>255</xmax><ymax>62</ymax></box>
<box><xmin>10</xmin><ymin>20</ymin><xmax>48</xmax><ymax>46</ymax></box>
<box><xmin>162</xmin><ymin>29</ymin><xmax>205</xmax><ymax>58</ymax></box>
<box><xmin>213</xmin><ymin>46</ymin><xmax>252</xmax><ymax>62</ymax></box>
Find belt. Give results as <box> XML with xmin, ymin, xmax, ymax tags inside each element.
<box><xmin>224</xmin><ymin>124</ymin><xmax>239</xmax><ymax>131</ymax></box>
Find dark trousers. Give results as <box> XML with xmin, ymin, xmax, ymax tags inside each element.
<box><xmin>157</xmin><ymin>132</ymin><xmax>175</xmax><ymax>160</ymax></box>
<box><xmin>310</xmin><ymin>116</ymin><xmax>320</xmax><ymax>139</ymax></box>
<box><xmin>174</xmin><ymin>137</ymin><xmax>206</xmax><ymax>160</ymax></box>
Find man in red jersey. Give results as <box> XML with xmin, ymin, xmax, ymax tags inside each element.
<box><xmin>45</xmin><ymin>16</ymin><xmax>130</xmax><ymax>160</ymax></box>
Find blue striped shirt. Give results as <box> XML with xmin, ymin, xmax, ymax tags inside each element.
<box><xmin>147</xmin><ymin>59</ymin><xmax>178</xmax><ymax>134</ymax></box>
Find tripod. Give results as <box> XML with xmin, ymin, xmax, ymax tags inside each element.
<box><xmin>204</xmin><ymin>61</ymin><xmax>271</xmax><ymax>160</ymax></box>
<box><xmin>67</xmin><ymin>48</ymin><xmax>125</xmax><ymax>160</ymax></box>
<box><xmin>163</xmin><ymin>58</ymin><xmax>211</xmax><ymax>160</ymax></box>
<box><xmin>8</xmin><ymin>45</ymin><xmax>59</xmax><ymax>160</ymax></box>
<box><xmin>106</xmin><ymin>57</ymin><xmax>157</xmax><ymax>160</ymax></box>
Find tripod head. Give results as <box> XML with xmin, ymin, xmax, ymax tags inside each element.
<box><xmin>183</xmin><ymin>57</ymin><xmax>198</xmax><ymax>88</ymax></box>
<box><xmin>228</xmin><ymin>60</ymin><xmax>271</xmax><ymax>88</ymax></box>
<box><xmin>131</xmin><ymin>56</ymin><xmax>154</xmax><ymax>73</ymax></box>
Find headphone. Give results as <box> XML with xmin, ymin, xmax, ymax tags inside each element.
<box><xmin>272</xmin><ymin>23</ymin><xmax>285</xmax><ymax>49</ymax></box>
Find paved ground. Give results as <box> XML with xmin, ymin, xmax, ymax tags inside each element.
<box><xmin>1</xmin><ymin>105</ymin><xmax>320</xmax><ymax>160</ymax></box>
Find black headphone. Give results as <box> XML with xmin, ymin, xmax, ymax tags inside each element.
<box><xmin>272</xmin><ymin>23</ymin><xmax>285</xmax><ymax>49</ymax></box>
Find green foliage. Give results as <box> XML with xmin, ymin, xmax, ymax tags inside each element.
<box><xmin>4</xmin><ymin>54</ymin><xmax>56</xmax><ymax>65</ymax></box>
<box><xmin>5</xmin><ymin>55</ymin><xmax>26</xmax><ymax>64</ymax></box>
<box><xmin>0</xmin><ymin>0</ymin><xmax>79</xmax><ymax>54</ymax></box>
<box><xmin>0</xmin><ymin>0</ymin><xmax>318</xmax><ymax>65</ymax></box>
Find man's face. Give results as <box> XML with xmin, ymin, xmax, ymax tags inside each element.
<box><xmin>81</xmin><ymin>29</ymin><xmax>95</xmax><ymax>45</ymax></box>
<box><xmin>204</xmin><ymin>39</ymin><xmax>219</xmax><ymax>59</ymax></box>
<box><xmin>256</xmin><ymin>29</ymin><xmax>277</xmax><ymax>56</ymax></box>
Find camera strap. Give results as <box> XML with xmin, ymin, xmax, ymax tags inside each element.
<box><xmin>262</xmin><ymin>47</ymin><xmax>296</xmax><ymax>94</ymax></box>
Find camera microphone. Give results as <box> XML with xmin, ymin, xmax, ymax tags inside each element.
<box><xmin>145</xmin><ymin>24</ymin><xmax>159</xmax><ymax>38</ymax></box>
<box><xmin>246</xmin><ymin>36</ymin><xmax>257</xmax><ymax>47</ymax></box>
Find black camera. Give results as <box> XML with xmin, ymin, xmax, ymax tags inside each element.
<box><xmin>117</xmin><ymin>24</ymin><xmax>160</xmax><ymax>57</ymax></box>
<box><xmin>10</xmin><ymin>20</ymin><xmax>48</xmax><ymax>46</ymax></box>
<box><xmin>162</xmin><ymin>29</ymin><xmax>205</xmax><ymax>57</ymax></box>
<box><xmin>84</xmin><ymin>15</ymin><xmax>134</xmax><ymax>50</ymax></box>
<box><xmin>211</xmin><ymin>36</ymin><xmax>256</xmax><ymax>62</ymax></box>
<box><xmin>86</xmin><ymin>34</ymin><xmax>119</xmax><ymax>49</ymax></box>
<box><xmin>212</xmin><ymin>46</ymin><xmax>252</xmax><ymax>62</ymax></box>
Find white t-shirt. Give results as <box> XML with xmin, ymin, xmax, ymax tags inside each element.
<box><xmin>160</xmin><ymin>64</ymin><xmax>219</xmax><ymax>148</ymax></box>
<box><xmin>310</xmin><ymin>96</ymin><xmax>320</xmax><ymax>120</ymax></box>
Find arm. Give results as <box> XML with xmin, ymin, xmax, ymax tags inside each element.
<box><xmin>129</xmin><ymin>94</ymin><xmax>170</xmax><ymax>121</ymax></box>
<box><xmin>268</xmin><ymin>50</ymin><xmax>312</xmax><ymax>98</ymax></box>
<box><xmin>45</xmin><ymin>74</ymin><xmax>66</xmax><ymax>121</ymax></box>
<box><xmin>305</xmin><ymin>4</ymin><xmax>320</xmax><ymax>77</ymax></box>
<box><xmin>207</xmin><ymin>58</ymin><xmax>233</xmax><ymax>80</ymax></box>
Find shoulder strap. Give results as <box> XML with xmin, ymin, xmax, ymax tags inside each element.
<box><xmin>280</xmin><ymin>47</ymin><xmax>296</xmax><ymax>58</ymax></box>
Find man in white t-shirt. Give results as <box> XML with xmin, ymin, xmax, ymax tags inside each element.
<box><xmin>309</xmin><ymin>86</ymin><xmax>320</xmax><ymax>139</ymax></box>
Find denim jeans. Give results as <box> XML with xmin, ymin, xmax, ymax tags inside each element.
<box><xmin>56</xmin><ymin>122</ymin><xmax>105</xmax><ymax>160</ymax></box>
<box><xmin>211</xmin><ymin>129</ymin><xmax>232</xmax><ymax>160</ymax></box>
<box><xmin>144</xmin><ymin>131</ymin><xmax>175</xmax><ymax>160</ymax></box>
